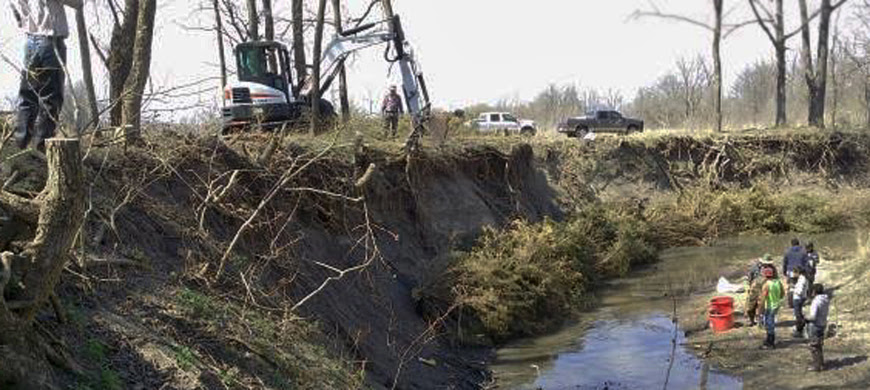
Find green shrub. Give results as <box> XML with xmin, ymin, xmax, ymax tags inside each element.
<box><xmin>449</xmin><ymin>206</ymin><xmax>658</xmax><ymax>342</ymax></box>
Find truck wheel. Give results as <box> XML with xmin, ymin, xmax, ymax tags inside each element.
<box><xmin>627</xmin><ymin>125</ymin><xmax>639</xmax><ymax>134</ymax></box>
<box><xmin>576</xmin><ymin>126</ymin><xmax>589</xmax><ymax>139</ymax></box>
<box><xmin>521</xmin><ymin>127</ymin><xmax>536</xmax><ymax>136</ymax></box>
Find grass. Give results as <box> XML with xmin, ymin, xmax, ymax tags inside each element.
<box><xmin>171</xmin><ymin>286</ymin><xmax>359</xmax><ymax>388</ymax></box>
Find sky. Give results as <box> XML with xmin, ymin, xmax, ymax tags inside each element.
<box><xmin>0</xmin><ymin>0</ymin><xmax>860</xmax><ymax>117</ymax></box>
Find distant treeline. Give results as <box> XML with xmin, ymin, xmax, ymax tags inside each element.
<box><xmin>464</xmin><ymin>47</ymin><xmax>870</xmax><ymax>131</ymax></box>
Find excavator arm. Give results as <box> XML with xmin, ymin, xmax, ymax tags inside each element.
<box><xmin>303</xmin><ymin>15</ymin><xmax>431</xmax><ymax>151</ymax></box>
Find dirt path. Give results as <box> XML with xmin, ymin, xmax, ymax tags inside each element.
<box><xmin>679</xmin><ymin>247</ymin><xmax>870</xmax><ymax>389</ymax></box>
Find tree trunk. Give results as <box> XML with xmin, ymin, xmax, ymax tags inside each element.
<box><xmin>774</xmin><ymin>42</ymin><xmax>787</xmax><ymax>127</ymax></box>
<box><xmin>0</xmin><ymin>139</ymin><xmax>85</xmax><ymax>388</ymax></box>
<box><xmin>799</xmin><ymin>0</ymin><xmax>823</xmax><ymax>128</ymax></box>
<box><xmin>108</xmin><ymin>0</ymin><xmax>139</xmax><ymax>127</ymax></box>
<box><xmin>809</xmin><ymin>0</ymin><xmax>833</xmax><ymax>128</ymax></box>
<box><xmin>712</xmin><ymin>0</ymin><xmax>723</xmax><ymax>132</ymax></box>
<box><xmin>262</xmin><ymin>0</ymin><xmax>274</xmax><ymax>40</ymax></box>
<box><xmin>381</xmin><ymin>0</ymin><xmax>394</xmax><ymax>17</ymax></box>
<box><xmin>75</xmin><ymin>9</ymin><xmax>99</xmax><ymax>134</ymax></box>
<box><xmin>246</xmin><ymin>0</ymin><xmax>259</xmax><ymax>40</ymax></box>
<box><xmin>331</xmin><ymin>0</ymin><xmax>350</xmax><ymax>121</ymax></box>
<box><xmin>865</xmin><ymin>76</ymin><xmax>870</xmax><ymax>128</ymax></box>
<box><xmin>262</xmin><ymin>0</ymin><xmax>276</xmax><ymax>71</ymax></box>
<box><xmin>291</xmin><ymin>0</ymin><xmax>307</xmax><ymax>94</ymax></box>
<box><xmin>309</xmin><ymin>0</ymin><xmax>328</xmax><ymax>135</ymax></box>
<box><xmin>212</xmin><ymin>0</ymin><xmax>227</xmax><ymax>88</ymax></box>
<box><xmin>774</xmin><ymin>0</ymin><xmax>786</xmax><ymax>127</ymax></box>
<box><xmin>17</xmin><ymin>140</ymin><xmax>85</xmax><ymax>322</ymax></box>
<box><xmin>120</xmin><ymin>0</ymin><xmax>157</xmax><ymax>142</ymax></box>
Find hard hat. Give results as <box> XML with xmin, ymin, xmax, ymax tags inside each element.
<box><xmin>759</xmin><ymin>253</ymin><xmax>774</xmax><ymax>264</ymax></box>
<box><xmin>761</xmin><ymin>267</ymin><xmax>774</xmax><ymax>278</ymax></box>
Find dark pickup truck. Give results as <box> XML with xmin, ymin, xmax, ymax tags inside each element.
<box><xmin>557</xmin><ymin>110</ymin><xmax>644</xmax><ymax>138</ymax></box>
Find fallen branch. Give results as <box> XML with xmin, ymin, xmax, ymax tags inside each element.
<box><xmin>291</xmin><ymin>203</ymin><xmax>377</xmax><ymax>312</ymax></box>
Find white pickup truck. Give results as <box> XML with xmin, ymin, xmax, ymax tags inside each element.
<box><xmin>468</xmin><ymin>112</ymin><xmax>537</xmax><ymax>135</ymax></box>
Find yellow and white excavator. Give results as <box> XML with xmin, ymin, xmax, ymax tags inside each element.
<box><xmin>222</xmin><ymin>14</ymin><xmax>431</xmax><ymax>147</ymax></box>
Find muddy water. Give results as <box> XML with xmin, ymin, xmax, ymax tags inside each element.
<box><xmin>490</xmin><ymin>230</ymin><xmax>862</xmax><ymax>390</ymax></box>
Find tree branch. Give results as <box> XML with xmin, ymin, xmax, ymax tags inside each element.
<box><xmin>631</xmin><ymin>9</ymin><xmax>714</xmax><ymax>31</ymax></box>
<box><xmin>748</xmin><ymin>0</ymin><xmax>777</xmax><ymax>44</ymax></box>
<box><xmin>0</xmin><ymin>190</ymin><xmax>40</xmax><ymax>225</ymax></box>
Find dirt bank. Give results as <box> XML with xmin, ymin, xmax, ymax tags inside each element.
<box><xmin>2</xmin><ymin>133</ymin><xmax>562</xmax><ymax>389</ymax></box>
<box><xmin>6</xmin><ymin>128</ymin><xmax>870</xmax><ymax>389</ymax></box>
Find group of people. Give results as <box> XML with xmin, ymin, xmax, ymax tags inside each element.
<box><xmin>745</xmin><ymin>238</ymin><xmax>830</xmax><ymax>371</ymax></box>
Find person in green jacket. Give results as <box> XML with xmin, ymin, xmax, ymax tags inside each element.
<box><xmin>758</xmin><ymin>266</ymin><xmax>784</xmax><ymax>349</ymax></box>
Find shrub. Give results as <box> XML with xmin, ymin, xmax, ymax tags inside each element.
<box><xmin>449</xmin><ymin>206</ymin><xmax>658</xmax><ymax>342</ymax></box>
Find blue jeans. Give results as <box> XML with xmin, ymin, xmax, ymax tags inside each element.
<box><xmin>793</xmin><ymin>297</ymin><xmax>805</xmax><ymax>332</ymax></box>
<box><xmin>764</xmin><ymin>308</ymin><xmax>778</xmax><ymax>336</ymax></box>
<box><xmin>16</xmin><ymin>35</ymin><xmax>67</xmax><ymax>151</ymax></box>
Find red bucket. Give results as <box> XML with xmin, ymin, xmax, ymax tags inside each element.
<box><xmin>709</xmin><ymin>296</ymin><xmax>734</xmax><ymax>312</ymax></box>
<box><xmin>708</xmin><ymin>307</ymin><xmax>735</xmax><ymax>333</ymax></box>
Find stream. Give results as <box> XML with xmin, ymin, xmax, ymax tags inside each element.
<box><xmin>490</xmin><ymin>230</ymin><xmax>863</xmax><ymax>390</ymax></box>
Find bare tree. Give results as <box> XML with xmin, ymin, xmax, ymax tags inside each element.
<box><xmin>798</xmin><ymin>0</ymin><xmax>849</xmax><ymax>128</ymax></box>
<box><xmin>332</xmin><ymin>0</ymin><xmax>351</xmax><ymax>121</ymax></box>
<box><xmin>246</xmin><ymin>0</ymin><xmax>259</xmax><ymax>40</ymax></box>
<box><xmin>262</xmin><ymin>0</ymin><xmax>274</xmax><ymax>40</ymax></box>
<box><xmin>75</xmin><ymin>8</ymin><xmax>99</xmax><ymax>133</ymax></box>
<box><xmin>291</xmin><ymin>0</ymin><xmax>307</xmax><ymax>94</ymax></box>
<box><xmin>748</xmin><ymin>0</ymin><xmax>790</xmax><ymax>126</ymax></box>
<box><xmin>108</xmin><ymin>0</ymin><xmax>139</xmax><ymax>127</ymax></box>
<box><xmin>120</xmin><ymin>0</ymin><xmax>158</xmax><ymax>142</ymax></box>
<box><xmin>309</xmin><ymin>0</ymin><xmax>328</xmax><ymax>134</ymax></box>
<box><xmin>213</xmin><ymin>0</ymin><xmax>228</xmax><ymax>87</ymax></box>
<box><xmin>676</xmin><ymin>55</ymin><xmax>709</xmax><ymax>126</ymax></box>
<box><xmin>633</xmin><ymin>1</ymin><xmax>748</xmax><ymax>132</ymax></box>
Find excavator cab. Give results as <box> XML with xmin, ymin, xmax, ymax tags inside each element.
<box><xmin>235</xmin><ymin>41</ymin><xmax>294</xmax><ymax>100</ymax></box>
<box><xmin>223</xmin><ymin>41</ymin><xmax>299</xmax><ymax>130</ymax></box>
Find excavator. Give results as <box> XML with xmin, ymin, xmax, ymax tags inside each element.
<box><xmin>221</xmin><ymin>14</ymin><xmax>431</xmax><ymax>149</ymax></box>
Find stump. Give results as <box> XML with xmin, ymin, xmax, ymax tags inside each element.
<box><xmin>0</xmin><ymin>138</ymin><xmax>84</xmax><ymax>388</ymax></box>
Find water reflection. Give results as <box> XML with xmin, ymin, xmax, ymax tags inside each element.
<box><xmin>490</xmin><ymin>230</ymin><xmax>862</xmax><ymax>389</ymax></box>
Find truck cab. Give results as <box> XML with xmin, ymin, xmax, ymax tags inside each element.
<box><xmin>469</xmin><ymin>112</ymin><xmax>536</xmax><ymax>135</ymax></box>
<box><xmin>557</xmin><ymin>110</ymin><xmax>644</xmax><ymax>138</ymax></box>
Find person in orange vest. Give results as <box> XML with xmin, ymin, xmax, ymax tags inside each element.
<box><xmin>757</xmin><ymin>266</ymin><xmax>784</xmax><ymax>349</ymax></box>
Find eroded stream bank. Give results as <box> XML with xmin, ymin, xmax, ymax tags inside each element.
<box><xmin>490</xmin><ymin>230</ymin><xmax>867</xmax><ymax>390</ymax></box>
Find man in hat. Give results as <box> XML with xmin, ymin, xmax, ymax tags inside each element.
<box><xmin>758</xmin><ymin>265</ymin><xmax>784</xmax><ymax>349</ymax></box>
<box><xmin>746</xmin><ymin>254</ymin><xmax>774</xmax><ymax>327</ymax></box>
<box><xmin>381</xmin><ymin>85</ymin><xmax>404</xmax><ymax>138</ymax></box>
